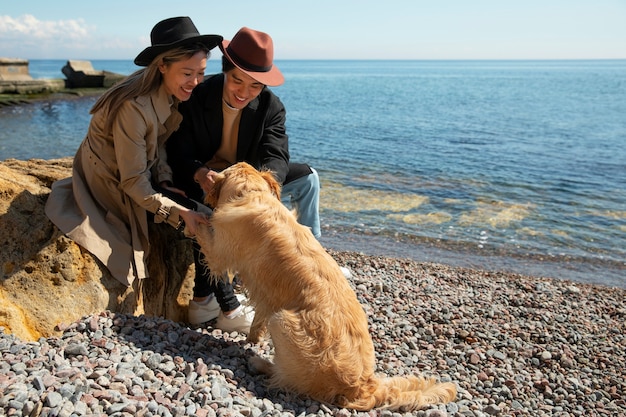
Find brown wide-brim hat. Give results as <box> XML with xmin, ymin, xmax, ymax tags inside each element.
<box><xmin>219</xmin><ymin>27</ymin><xmax>284</xmax><ymax>87</ymax></box>
<box><xmin>134</xmin><ymin>16</ymin><xmax>222</xmax><ymax>66</ymax></box>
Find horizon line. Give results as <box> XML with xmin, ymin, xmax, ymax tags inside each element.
<box><xmin>18</xmin><ymin>57</ymin><xmax>626</xmax><ymax>62</ymax></box>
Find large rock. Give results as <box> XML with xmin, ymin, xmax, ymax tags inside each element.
<box><xmin>0</xmin><ymin>158</ymin><xmax>196</xmax><ymax>341</ymax></box>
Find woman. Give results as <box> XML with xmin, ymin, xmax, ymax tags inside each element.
<box><xmin>45</xmin><ymin>17</ymin><xmax>221</xmax><ymax>288</ymax></box>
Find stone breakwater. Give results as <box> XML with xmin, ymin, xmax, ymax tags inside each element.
<box><xmin>1</xmin><ymin>250</ymin><xmax>625</xmax><ymax>417</ymax></box>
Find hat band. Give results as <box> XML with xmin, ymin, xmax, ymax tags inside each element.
<box><xmin>227</xmin><ymin>46</ymin><xmax>272</xmax><ymax>73</ymax></box>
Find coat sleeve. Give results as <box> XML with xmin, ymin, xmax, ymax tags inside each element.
<box><xmin>250</xmin><ymin>92</ymin><xmax>290</xmax><ymax>184</ymax></box>
<box><xmin>112</xmin><ymin>100</ymin><xmax>186</xmax><ymax>215</ymax></box>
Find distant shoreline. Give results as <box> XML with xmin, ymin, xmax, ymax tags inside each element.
<box><xmin>0</xmin><ymin>86</ymin><xmax>106</xmax><ymax>107</ymax></box>
<box><xmin>23</xmin><ymin>58</ymin><xmax>626</xmax><ymax>62</ymax></box>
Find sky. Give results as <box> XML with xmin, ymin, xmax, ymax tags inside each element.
<box><xmin>1</xmin><ymin>0</ymin><xmax>625</xmax><ymax>61</ymax></box>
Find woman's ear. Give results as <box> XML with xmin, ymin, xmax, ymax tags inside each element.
<box><xmin>158</xmin><ymin>60</ymin><xmax>167</xmax><ymax>74</ymax></box>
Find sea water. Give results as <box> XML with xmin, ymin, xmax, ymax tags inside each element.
<box><xmin>1</xmin><ymin>59</ymin><xmax>625</xmax><ymax>287</ymax></box>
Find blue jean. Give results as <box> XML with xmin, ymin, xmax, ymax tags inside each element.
<box><xmin>281</xmin><ymin>168</ymin><xmax>321</xmax><ymax>238</ymax></box>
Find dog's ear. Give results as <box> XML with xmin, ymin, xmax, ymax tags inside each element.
<box><xmin>203</xmin><ymin>178</ymin><xmax>223</xmax><ymax>207</ymax></box>
<box><xmin>260</xmin><ymin>170</ymin><xmax>282</xmax><ymax>200</ymax></box>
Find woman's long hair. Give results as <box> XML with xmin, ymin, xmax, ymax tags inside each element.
<box><xmin>91</xmin><ymin>43</ymin><xmax>211</xmax><ymax>133</ymax></box>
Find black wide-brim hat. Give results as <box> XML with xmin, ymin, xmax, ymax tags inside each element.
<box><xmin>134</xmin><ymin>17</ymin><xmax>222</xmax><ymax>66</ymax></box>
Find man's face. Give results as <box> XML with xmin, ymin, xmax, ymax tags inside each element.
<box><xmin>222</xmin><ymin>67</ymin><xmax>264</xmax><ymax>110</ymax></box>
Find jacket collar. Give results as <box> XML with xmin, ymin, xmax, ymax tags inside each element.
<box><xmin>134</xmin><ymin>83</ymin><xmax>179</xmax><ymax>123</ymax></box>
<box><xmin>153</xmin><ymin>84</ymin><xmax>179</xmax><ymax>124</ymax></box>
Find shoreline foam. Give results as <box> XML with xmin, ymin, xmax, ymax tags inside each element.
<box><xmin>321</xmin><ymin>229</ymin><xmax>626</xmax><ymax>289</ymax></box>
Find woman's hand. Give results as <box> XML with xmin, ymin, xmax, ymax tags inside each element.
<box><xmin>179</xmin><ymin>208</ymin><xmax>210</xmax><ymax>237</ymax></box>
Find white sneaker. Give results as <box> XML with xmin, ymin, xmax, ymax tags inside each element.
<box><xmin>188</xmin><ymin>296</ymin><xmax>220</xmax><ymax>325</ymax></box>
<box><xmin>340</xmin><ymin>266</ymin><xmax>352</xmax><ymax>279</ymax></box>
<box><xmin>215</xmin><ymin>303</ymin><xmax>255</xmax><ymax>334</ymax></box>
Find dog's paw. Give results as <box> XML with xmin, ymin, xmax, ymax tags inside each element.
<box><xmin>246</xmin><ymin>332</ymin><xmax>262</xmax><ymax>344</ymax></box>
<box><xmin>248</xmin><ymin>355</ymin><xmax>273</xmax><ymax>375</ymax></box>
<box><xmin>247</xmin><ymin>324</ymin><xmax>267</xmax><ymax>343</ymax></box>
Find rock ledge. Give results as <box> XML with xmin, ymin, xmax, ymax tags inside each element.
<box><xmin>0</xmin><ymin>158</ymin><xmax>195</xmax><ymax>341</ymax></box>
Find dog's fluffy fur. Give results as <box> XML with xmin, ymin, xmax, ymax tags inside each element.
<box><xmin>195</xmin><ymin>162</ymin><xmax>456</xmax><ymax>411</ymax></box>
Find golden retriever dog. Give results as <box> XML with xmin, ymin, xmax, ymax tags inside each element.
<box><xmin>195</xmin><ymin>162</ymin><xmax>456</xmax><ymax>411</ymax></box>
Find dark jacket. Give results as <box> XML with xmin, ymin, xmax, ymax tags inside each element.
<box><xmin>167</xmin><ymin>73</ymin><xmax>310</xmax><ymax>201</ymax></box>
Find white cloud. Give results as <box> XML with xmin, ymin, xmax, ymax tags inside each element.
<box><xmin>0</xmin><ymin>14</ymin><xmax>91</xmax><ymax>40</ymax></box>
<box><xmin>0</xmin><ymin>14</ymin><xmax>141</xmax><ymax>59</ymax></box>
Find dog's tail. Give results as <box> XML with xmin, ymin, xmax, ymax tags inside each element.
<box><xmin>343</xmin><ymin>375</ymin><xmax>457</xmax><ymax>411</ymax></box>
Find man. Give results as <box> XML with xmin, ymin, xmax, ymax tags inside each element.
<box><xmin>167</xmin><ymin>27</ymin><xmax>321</xmax><ymax>329</ymax></box>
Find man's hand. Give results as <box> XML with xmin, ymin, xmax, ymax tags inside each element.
<box><xmin>159</xmin><ymin>181</ymin><xmax>187</xmax><ymax>197</ymax></box>
<box><xmin>194</xmin><ymin>167</ymin><xmax>218</xmax><ymax>194</ymax></box>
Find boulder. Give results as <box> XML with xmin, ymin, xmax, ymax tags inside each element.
<box><xmin>62</xmin><ymin>60</ymin><xmax>105</xmax><ymax>88</ymax></box>
<box><xmin>0</xmin><ymin>158</ymin><xmax>196</xmax><ymax>341</ymax></box>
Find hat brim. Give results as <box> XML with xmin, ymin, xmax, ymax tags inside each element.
<box><xmin>219</xmin><ymin>40</ymin><xmax>284</xmax><ymax>87</ymax></box>
<box><xmin>134</xmin><ymin>34</ymin><xmax>223</xmax><ymax>66</ymax></box>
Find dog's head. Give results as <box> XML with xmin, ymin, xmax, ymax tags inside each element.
<box><xmin>203</xmin><ymin>162</ymin><xmax>282</xmax><ymax>207</ymax></box>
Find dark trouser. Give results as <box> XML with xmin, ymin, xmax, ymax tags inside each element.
<box><xmin>154</xmin><ymin>185</ymin><xmax>240</xmax><ymax>313</ymax></box>
<box><xmin>192</xmin><ymin>240</ymin><xmax>240</xmax><ymax>312</ymax></box>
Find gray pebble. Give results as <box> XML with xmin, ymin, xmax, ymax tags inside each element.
<box><xmin>45</xmin><ymin>391</ymin><xmax>63</xmax><ymax>408</ymax></box>
<box><xmin>0</xmin><ymin>251</ymin><xmax>624</xmax><ymax>417</ymax></box>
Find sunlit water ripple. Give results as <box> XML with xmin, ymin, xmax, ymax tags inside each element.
<box><xmin>1</xmin><ymin>59</ymin><xmax>624</xmax><ymax>287</ymax></box>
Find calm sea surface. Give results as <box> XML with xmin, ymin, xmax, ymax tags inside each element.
<box><xmin>1</xmin><ymin>59</ymin><xmax>625</xmax><ymax>288</ymax></box>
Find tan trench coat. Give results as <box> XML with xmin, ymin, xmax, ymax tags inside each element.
<box><xmin>45</xmin><ymin>84</ymin><xmax>188</xmax><ymax>286</ymax></box>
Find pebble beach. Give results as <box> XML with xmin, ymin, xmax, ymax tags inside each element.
<box><xmin>1</xmin><ymin>250</ymin><xmax>624</xmax><ymax>417</ymax></box>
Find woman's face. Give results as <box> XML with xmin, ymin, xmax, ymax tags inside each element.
<box><xmin>222</xmin><ymin>67</ymin><xmax>264</xmax><ymax>110</ymax></box>
<box><xmin>160</xmin><ymin>51</ymin><xmax>207</xmax><ymax>101</ymax></box>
